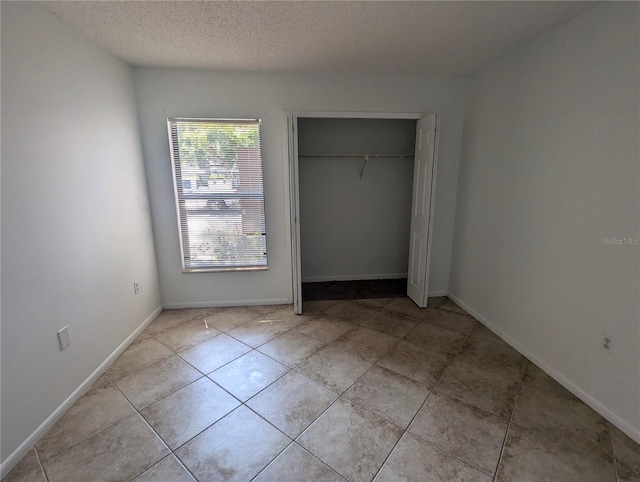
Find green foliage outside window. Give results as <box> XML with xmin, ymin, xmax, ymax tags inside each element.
<box><xmin>177</xmin><ymin>123</ymin><xmax>260</xmax><ymax>170</ymax></box>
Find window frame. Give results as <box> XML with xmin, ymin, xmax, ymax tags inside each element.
<box><xmin>167</xmin><ymin>117</ymin><xmax>268</xmax><ymax>273</ymax></box>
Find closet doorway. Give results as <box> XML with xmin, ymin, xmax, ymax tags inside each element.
<box><xmin>284</xmin><ymin>112</ymin><xmax>438</xmax><ymax>314</ymax></box>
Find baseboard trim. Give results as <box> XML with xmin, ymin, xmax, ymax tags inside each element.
<box><xmin>428</xmin><ymin>291</ymin><xmax>448</xmax><ymax>297</ymax></box>
<box><xmin>163</xmin><ymin>298</ymin><xmax>291</xmax><ymax>309</ymax></box>
<box><xmin>0</xmin><ymin>305</ymin><xmax>163</xmax><ymax>479</ymax></box>
<box><xmin>446</xmin><ymin>292</ymin><xmax>640</xmax><ymax>445</ymax></box>
<box><xmin>301</xmin><ymin>273</ymin><xmax>408</xmax><ymax>283</ymax></box>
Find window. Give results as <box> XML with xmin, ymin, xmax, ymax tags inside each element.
<box><xmin>167</xmin><ymin>118</ymin><xmax>267</xmax><ymax>272</ymax></box>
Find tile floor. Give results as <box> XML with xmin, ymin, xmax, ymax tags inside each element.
<box><xmin>4</xmin><ymin>297</ymin><xmax>639</xmax><ymax>482</ymax></box>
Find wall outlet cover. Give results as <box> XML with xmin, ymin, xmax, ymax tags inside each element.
<box><xmin>57</xmin><ymin>326</ymin><xmax>71</xmax><ymax>350</ymax></box>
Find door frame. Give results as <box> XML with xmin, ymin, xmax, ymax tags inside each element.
<box><xmin>282</xmin><ymin>111</ymin><xmax>440</xmax><ymax>314</ymax></box>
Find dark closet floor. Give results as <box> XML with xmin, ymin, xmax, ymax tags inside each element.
<box><xmin>302</xmin><ymin>278</ymin><xmax>407</xmax><ymax>301</ymax></box>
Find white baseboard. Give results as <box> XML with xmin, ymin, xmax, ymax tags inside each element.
<box><xmin>163</xmin><ymin>298</ymin><xmax>291</xmax><ymax>309</ymax></box>
<box><xmin>168</xmin><ymin>294</ymin><xmax>447</xmax><ymax>309</ymax></box>
<box><xmin>428</xmin><ymin>291</ymin><xmax>448</xmax><ymax>297</ymax></box>
<box><xmin>0</xmin><ymin>305</ymin><xmax>163</xmax><ymax>479</ymax></box>
<box><xmin>301</xmin><ymin>273</ymin><xmax>408</xmax><ymax>283</ymax></box>
<box><xmin>446</xmin><ymin>292</ymin><xmax>640</xmax><ymax>445</ymax></box>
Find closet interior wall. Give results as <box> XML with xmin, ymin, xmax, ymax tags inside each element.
<box><xmin>297</xmin><ymin>118</ymin><xmax>416</xmax><ymax>288</ymax></box>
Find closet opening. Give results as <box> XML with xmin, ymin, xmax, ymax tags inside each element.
<box><xmin>285</xmin><ymin>112</ymin><xmax>438</xmax><ymax>314</ymax></box>
<box><xmin>297</xmin><ymin>118</ymin><xmax>415</xmax><ymax>302</ymax></box>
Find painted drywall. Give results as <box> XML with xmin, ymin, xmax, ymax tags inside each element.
<box><xmin>133</xmin><ymin>69</ymin><xmax>469</xmax><ymax>305</ymax></box>
<box><xmin>1</xmin><ymin>2</ymin><xmax>161</xmax><ymax>462</ymax></box>
<box><xmin>450</xmin><ymin>2</ymin><xmax>640</xmax><ymax>437</ymax></box>
<box><xmin>298</xmin><ymin>118</ymin><xmax>415</xmax><ymax>282</ymax></box>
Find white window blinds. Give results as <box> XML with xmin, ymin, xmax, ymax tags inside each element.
<box><xmin>167</xmin><ymin>118</ymin><xmax>267</xmax><ymax>272</ymax></box>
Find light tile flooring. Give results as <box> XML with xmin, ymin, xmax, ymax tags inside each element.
<box><xmin>5</xmin><ymin>297</ymin><xmax>640</xmax><ymax>482</ymax></box>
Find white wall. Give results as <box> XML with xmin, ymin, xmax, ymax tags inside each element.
<box><xmin>450</xmin><ymin>2</ymin><xmax>639</xmax><ymax>439</ymax></box>
<box><xmin>298</xmin><ymin>118</ymin><xmax>415</xmax><ymax>282</ymax></box>
<box><xmin>134</xmin><ymin>69</ymin><xmax>469</xmax><ymax>306</ymax></box>
<box><xmin>1</xmin><ymin>2</ymin><xmax>161</xmax><ymax>463</ymax></box>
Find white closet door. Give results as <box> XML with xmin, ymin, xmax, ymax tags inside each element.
<box><xmin>287</xmin><ymin>114</ymin><xmax>303</xmax><ymax>314</ymax></box>
<box><xmin>407</xmin><ymin>114</ymin><xmax>437</xmax><ymax>307</ymax></box>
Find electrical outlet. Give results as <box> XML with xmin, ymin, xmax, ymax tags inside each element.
<box><xmin>603</xmin><ymin>336</ymin><xmax>613</xmax><ymax>351</ymax></box>
<box><xmin>133</xmin><ymin>281</ymin><xmax>139</xmax><ymax>295</ymax></box>
<box><xmin>57</xmin><ymin>326</ymin><xmax>71</xmax><ymax>350</ymax></box>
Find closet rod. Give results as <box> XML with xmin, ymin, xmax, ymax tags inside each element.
<box><xmin>298</xmin><ymin>154</ymin><xmax>414</xmax><ymax>160</ymax></box>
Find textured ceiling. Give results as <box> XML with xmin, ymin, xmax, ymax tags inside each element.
<box><xmin>41</xmin><ymin>1</ymin><xmax>596</xmax><ymax>76</ymax></box>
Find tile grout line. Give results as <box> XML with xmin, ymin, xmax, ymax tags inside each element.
<box><xmin>248</xmin><ymin>439</ymin><xmax>344</xmax><ymax>482</ymax></box>
<box><xmin>402</xmin><ymin>430</ymin><xmax>498</xmax><ymax>479</ymax></box>
<box><xmin>169</xmin><ymin>403</ymin><xmax>293</xmax><ymax>482</ymax></box>
<box><xmin>37</xmin><ymin>376</ymin><xmax>144</xmax><ymax>480</ymax></box>
<box><xmin>211</xmin><ymin>403</ymin><xmax>299</xmax><ymax>479</ymax></box>
<box><xmin>208</xmin><ymin>354</ymin><xmax>292</xmax><ymax>403</ymax></box>
<box><xmin>29</xmin><ymin>300</ymin><xmax>498</xmax><ymax>482</ymax></box>
<box><xmin>419</xmin><ymin>328</ymin><xmax>527</xmax><ymax>420</ymax></box>
<box><xmin>136</xmin><ymin>329</ymin><xmax>296</xmax><ymax>459</ymax></box>
<box><xmin>151</xmin><ymin>305</ymin><xmax>263</xmax><ymax>350</ymax></box>
<box><xmin>167</xmin><ymin>365</ymin><xmax>297</xmax><ymax>455</ymax></box>
<box><xmin>159</xmin><ymin>310</ymin><xmax>326</xmax><ymax>478</ymax></box>
<box><xmin>105</xmin><ymin>341</ymin><xmax>217</xmax><ymax>413</ymax></box>
<box><xmin>18</xmin><ymin>306</ymin><xmax>324</xmax><ymax>482</ymax></box>
<box><xmin>107</xmin><ymin>362</ymin><xmax>206</xmax><ymax>481</ymax></box>
<box><xmin>277</xmin><ymin>303</ymin><xmax>406</xmax><ymax>481</ymax></box>
<box><xmin>414</xmin><ymin>329</ymin><xmax>502</xmax><ymax>477</ymax></box>
<box><xmin>141</xmin><ymin>310</ymin><xmax>337</xmax><ymax>464</ymax></box>
<box><xmin>163</xmin><ymin>306</ymin><xmax>307</xmax><ymax>481</ymax></box>
<box><xmin>39</xmin><ymin>300</ymin><xmax>630</xmax><ymax>481</ymax></box>
<box><xmin>26</xmin><ymin>303</ymin><xmax>397</xmax><ymax>480</ymax></box>
<box><xmin>491</xmin><ymin>360</ymin><xmax>526</xmax><ymax>482</ymax></box>
<box><xmin>247</xmin><ymin>440</ymin><xmax>297</xmax><ymax>482</ymax></box>
<box><xmin>368</xmin><ymin>325</ymin><xmax>480</xmax><ymax>481</ymax></box>
<box><xmin>111</xmin><ymin>354</ymin><xmax>208</xmax><ymax>411</ymax></box>
<box><xmin>105</xmin><ymin>373</ymin><xmax>186</xmax><ymax>482</ymax></box>
<box><xmin>320</xmin><ymin>301</ymin><xmax>479</xmax><ymax>479</ymax></box>
<box><xmin>286</xmin><ymin>301</ymin><xmax>475</xmax><ymax>480</ymax></box>
<box><xmin>505</xmin><ymin>371</ymin><xmax>621</xmax><ymax>471</ymax></box>
<box><xmin>36</xmin><ymin>367</ymin><xmax>185</xmax><ymax>482</ymax></box>
<box><xmin>607</xmin><ymin>422</ymin><xmax>621</xmax><ymax>482</ymax></box>
<box><xmin>105</xmin><ymin>364</ymin><xmax>205</xmax><ymax>482</ymax></box>
<box><xmin>33</xmin><ymin>446</ymin><xmax>49</xmax><ymax>482</ymax></box>
<box><xmin>126</xmin><ymin>453</ymin><xmax>193</xmax><ymax>482</ymax></box>
<box><xmin>290</xmin><ymin>305</ymin><xmax>380</xmax><ymax>346</ymax></box>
